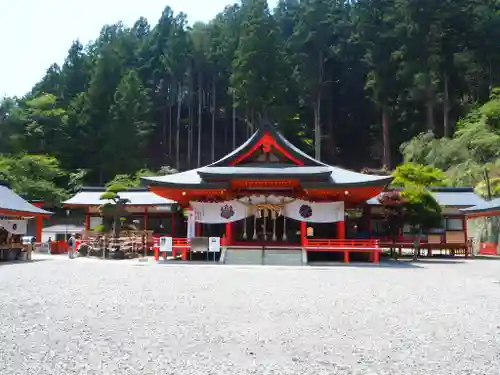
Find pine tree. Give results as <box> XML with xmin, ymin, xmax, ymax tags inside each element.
<box><xmin>104</xmin><ymin>70</ymin><xmax>153</xmax><ymax>177</ymax></box>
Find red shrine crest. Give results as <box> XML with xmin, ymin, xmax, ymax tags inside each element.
<box><xmin>220</xmin><ymin>204</ymin><xmax>235</xmax><ymax>219</ymax></box>
<box><xmin>299</xmin><ymin>204</ymin><xmax>313</xmax><ymax>219</ymax></box>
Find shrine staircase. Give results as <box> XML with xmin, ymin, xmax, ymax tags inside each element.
<box><xmin>263</xmin><ymin>247</ymin><xmax>304</xmax><ymax>266</ymax></box>
<box><xmin>222</xmin><ymin>246</ymin><xmax>304</xmax><ymax>266</ymax></box>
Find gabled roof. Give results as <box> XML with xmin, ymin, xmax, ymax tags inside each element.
<box><xmin>43</xmin><ymin>224</ymin><xmax>85</xmax><ymax>233</ymax></box>
<box><xmin>209</xmin><ymin>121</ymin><xmax>325</xmax><ymax>167</ymax></box>
<box><xmin>0</xmin><ymin>182</ymin><xmax>52</xmax><ymax>216</ymax></box>
<box><xmin>143</xmin><ymin>121</ymin><xmax>393</xmax><ymax>189</ymax></box>
<box><xmin>63</xmin><ymin>187</ymin><xmax>176</xmax><ymax>207</ymax></box>
<box><xmin>460</xmin><ymin>197</ymin><xmax>500</xmax><ymax>214</ymax></box>
<box><xmin>367</xmin><ymin>187</ymin><xmax>486</xmax><ymax>208</ymax></box>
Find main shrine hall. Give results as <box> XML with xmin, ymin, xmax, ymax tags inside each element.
<box><xmin>142</xmin><ymin>122</ymin><xmax>393</xmax><ymax>254</ymax></box>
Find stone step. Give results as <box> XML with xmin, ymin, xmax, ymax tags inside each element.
<box><xmin>224</xmin><ymin>249</ymin><xmax>263</xmax><ymax>265</ymax></box>
<box><xmin>263</xmin><ymin>249</ymin><xmax>304</xmax><ymax>266</ymax></box>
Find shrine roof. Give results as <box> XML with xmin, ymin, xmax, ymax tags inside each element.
<box><xmin>142</xmin><ymin>121</ymin><xmax>393</xmax><ymax>189</ymax></box>
<box><xmin>63</xmin><ymin>187</ymin><xmax>176</xmax><ymax>207</ymax></box>
<box><xmin>460</xmin><ymin>197</ymin><xmax>500</xmax><ymax>214</ymax></box>
<box><xmin>143</xmin><ymin>164</ymin><xmax>393</xmax><ymax>188</ymax></box>
<box><xmin>0</xmin><ymin>182</ymin><xmax>52</xmax><ymax>216</ymax></box>
<box><xmin>366</xmin><ymin>187</ymin><xmax>485</xmax><ymax>208</ymax></box>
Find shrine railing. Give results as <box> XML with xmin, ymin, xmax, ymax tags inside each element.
<box><xmin>154</xmin><ymin>238</ymin><xmax>190</xmax><ymax>261</ymax></box>
<box><xmin>303</xmin><ymin>238</ymin><xmax>381</xmax><ymax>264</ymax></box>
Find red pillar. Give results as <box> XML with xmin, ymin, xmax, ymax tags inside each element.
<box><xmin>196</xmin><ymin>223</ymin><xmax>202</xmax><ymax>236</ymax></box>
<box><xmin>225</xmin><ymin>222</ymin><xmax>233</xmax><ymax>245</ymax></box>
<box><xmin>85</xmin><ymin>213</ymin><xmax>90</xmax><ymax>231</ymax></box>
<box><xmin>463</xmin><ymin>215</ymin><xmax>469</xmax><ymax>258</ymax></box>
<box><xmin>36</xmin><ymin>216</ymin><xmax>43</xmax><ymax>243</ymax></box>
<box><xmin>300</xmin><ymin>221</ymin><xmax>307</xmax><ymax>246</ymax></box>
<box><xmin>337</xmin><ymin>220</ymin><xmax>345</xmax><ymax>240</ymax></box>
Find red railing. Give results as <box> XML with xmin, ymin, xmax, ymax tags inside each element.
<box><xmin>154</xmin><ymin>238</ymin><xmax>190</xmax><ymax>261</ymax></box>
<box><xmin>304</xmin><ymin>238</ymin><xmax>381</xmax><ymax>264</ymax></box>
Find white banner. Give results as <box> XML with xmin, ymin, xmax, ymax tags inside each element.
<box><xmin>190</xmin><ymin>200</ymin><xmax>250</xmax><ymax>223</ymax></box>
<box><xmin>284</xmin><ymin>200</ymin><xmax>344</xmax><ymax>223</ymax></box>
<box><xmin>187</xmin><ymin>210</ymin><xmax>196</xmax><ymax>239</ymax></box>
<box><xmin>0</xmin><ymin>219</ymin><xmax>27</xmax><ymax>235</ymax></box>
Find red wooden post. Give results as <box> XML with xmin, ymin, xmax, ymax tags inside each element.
<box><xmin>225</xmin><ymin>222</ymin><xmax>233</xmax><ymax>245</ymax></box>
<box><xmin>344</xmin><ymin>250</ymin><xmax>350</xmax><ymax>263</ymax></box>
<box><xmin>85</xmin><ymin>212</ymin><xmax>90</xmax><ymax>231</ymax></box>
<box><xmin>463</xmin><ymin>215</ymin><xmax>469</xmax><ymax>258</ymax></box>
<box><xmin>337</xmin><ymin>220</ymin><xmax>345</xmax><ymax>240</ymax></box>
<box><xmin>196</xmin><ymin>222</ymin><xmax>202</xmax><ymax>236</ymax></box>
<box><xmin>171</xmin><ymin>213</ymin><xmax>175</xmax><ymax>236</ymax></box>
<box><xmin>144</xmin><ymin>209</ymin><xmax>148</xmax><ymax>231</ymax></box>
<box><xmin>373</xmin><ymin>250</ymin><xmax>380</xmax><ymax>264</ymax></box>
<box><xmin>300</xmin><ymin>221</ymin><xmax>307</xmax><ymax>246</ymax></box>
<box><xmin>36</xmin><ymin>216</ymin><xmax>43</xmax><ymax>243</ymax></box>
<box><xmin>154</xmin><ymin>245</ymin><xmax>160</xmax><ymax>261</ymax></box>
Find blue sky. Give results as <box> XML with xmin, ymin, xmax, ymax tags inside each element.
<box><xmin>0</xmin><ymin>0</ymin><xmax>277</xmax><ymax>98</ymax></box>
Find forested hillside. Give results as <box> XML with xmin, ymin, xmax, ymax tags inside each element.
<box><xmin>1</xmin><ymin>0</ymin><xmax>500</xmax><ymax>203</ymax></box>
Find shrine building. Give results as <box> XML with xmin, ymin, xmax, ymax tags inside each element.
<box><xmin>141</xmin><ymin>121</ymin><xmax>392</xmax><ymax>262</ymax></box>
<box><xmin>60</xmin><ymin>122</ymin><xmax>484</xmax><ymax>264</ymax></box>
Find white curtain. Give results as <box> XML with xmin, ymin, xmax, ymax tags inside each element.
<box><xmin>190</xmin><ymin>200</ymin><xmax>251</xmax><ymax>223</ymax></box>
<box><xmin>0</xmin><ymin>219</ymin><xmax>27</xmax><ymax>235</ymax></box>
<box><xmin>284</xmin><ymin>200</ymin><xmax>344</xmax><ymax>223</ymax></box>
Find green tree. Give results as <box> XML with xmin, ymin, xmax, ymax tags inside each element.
<box><xmin>107</xmin><ymin>167</ymin><xmax>178</xmax><ymax>188</ymax></box>
<box><xmin>21</xmin><ymin>94</ymin><xmax>67</xmax><ymax>156</ymax></box>
<box><xmin>379</xmin><ymin>187</ymin><xmax>442</xmax><ymax>260</ymax></box>
<box><xmin>291</xmin><ymin>0</ymin><xmax>333</xmax><ymax>160</ymax></box>
<box><xmin>99</xmin><ymin>183</ymin><xmax>130</xmax><ymax>237</ymax></box>
<box><xmin>392</xmin><ymin>163</ymin><xmax>449</xmax><ymax>187</ymax></box>
<box><xmin>402</xmin><ymin>187</ymin><xmax>443</xmax><ymax>260</ymax></box>
<box><xmin>231</xmin><ymin>0</ymin><xmax>285</xmax><ymax>130</ymax></box>
<box><xmin>104</xmin><ymin>70</ymin><xmax>153</xmax><ymax>177</ymax></box>
<box><xmin>356</xmin><ymin>0</ymin><xmax>399</xmax><ymax>168</ymax></box>
<box><xmin>60</xmin><ymin>40</ymin><xmax>90</xmax><ymax>105</ymax></box>
<box><xmin>0</xmin><ymin>154</ymin><xmax>67</xmax><ymax>204</ymax></box>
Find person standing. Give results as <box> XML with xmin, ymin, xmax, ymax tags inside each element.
<box><xmin>67</xmin><ymin>233</ymin><xmax>76</xmax><ymax>257</ymax></box>
<box><xmin>47</xmin><ymin>237</ymin><xmax>52</xmax><ymax>255</ymax></box>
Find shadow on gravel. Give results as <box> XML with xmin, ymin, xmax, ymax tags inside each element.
<box><xmin>307</xmin><ymin>261</ymin><xmax>424</xmax><ymax>269</ymax></box>
<box><xmin>0</xmin><ymin>259</ymin><xmax>50</xmax><ymax>266</ymax></box>
<box><xmin>412</xmin><ymin>259</ymin><xmax>467</xmax><ymax>265</ymax></box>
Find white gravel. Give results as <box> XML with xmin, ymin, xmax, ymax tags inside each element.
<box><xmin>1</xmin><ymin>256</ymin><xmax>500</xmax><ymax>375</ymax></box>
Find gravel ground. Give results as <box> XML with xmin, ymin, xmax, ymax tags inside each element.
<box><xmin>1</xmin><ymin>256</ymin><xmax>500</xmax><ymax>375</ymax></box>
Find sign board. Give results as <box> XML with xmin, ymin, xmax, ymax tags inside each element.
<box><xmin>160</xmin><ymin>236</ymin><xmax>173</xmax><ymax>252</ymax></box>
<box><xmin>41</xmin><ymin>242</ymin><xmax>50</xmax><ymax>253</ymax></box>
<box><xmin>208</xmin><ymin>237</ymin><xmax>220</xmax><ymax>253</ymax></box>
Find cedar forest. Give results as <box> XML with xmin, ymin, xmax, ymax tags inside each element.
<box><xmin>2</xmin><ymin>0</ymin><xmax>500</xmax><ymax>205</ymax></box>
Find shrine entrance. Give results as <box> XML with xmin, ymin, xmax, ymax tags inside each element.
<box><xmin>233</xmin><ymin>215</ymin><xmax>301</xmax><ymax>245</ymax></box>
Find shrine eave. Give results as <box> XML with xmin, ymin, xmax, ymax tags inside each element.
<box><xmin>143</xmin><ymin>167</ymin><xmax>393</xmax><ymax>189</ymax></box>
<box><xmin>0</xmin><ymin>182</ymin><xmax>52</xmax><ymax>217</ymax></box>
<box><xmin>144</xmin><ymin>177</ymin><xmax>393</xmax><ymax>190</ymax></box>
